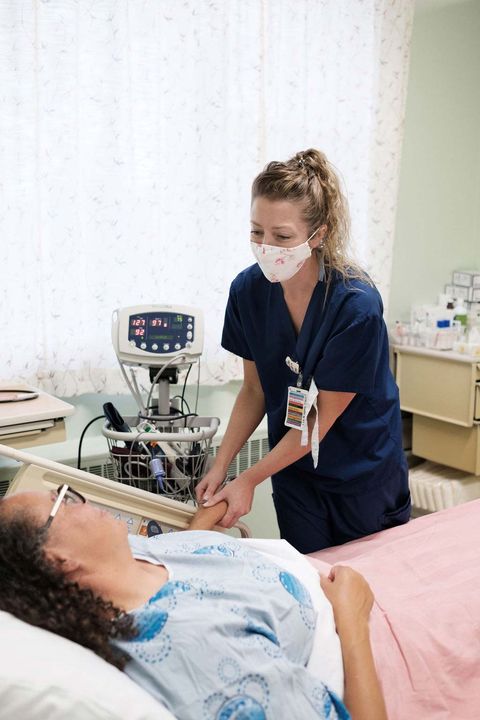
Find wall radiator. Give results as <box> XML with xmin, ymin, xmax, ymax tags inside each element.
<box><xmin>408</xmin><ymin>461</ymin><xmax>480</xmax><ymax>512</ymax></box>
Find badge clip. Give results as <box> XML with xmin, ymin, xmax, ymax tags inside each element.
<box><xmin>285</xmin><ymin>356</ymin><xmax>300</xmax><ymax>375</ymax></box>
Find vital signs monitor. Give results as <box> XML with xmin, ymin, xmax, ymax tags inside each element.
<box><xmin>106</xmin><ymin>303</ymin><xmax>218</xmax><ymax>506</ymax></box>
<box><xmin>112</xmin><ymin>304</ymin><xmax>204</xmax><ymax>367</ymax></box>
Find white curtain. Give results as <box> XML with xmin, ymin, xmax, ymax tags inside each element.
<box><xmin>0</xmin><ymin>0</ymin><xmax>414</xmax><ymax>395</ymax></box>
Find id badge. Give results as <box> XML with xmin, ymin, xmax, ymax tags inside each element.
<box><xmin>284</xmin><ymin>386</ymin><xmax>308</xmax><ymax>430</ymax></box>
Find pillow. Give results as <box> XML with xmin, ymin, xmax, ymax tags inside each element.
<box><xmin>240</xmin><ymin>537</ymin><xmax>343</xmax><ymax>699</ymax></box>
<box><xmin>0</xmin><ymin>611</ymin><xmax>176</xmax><ymax>720</ymax></box>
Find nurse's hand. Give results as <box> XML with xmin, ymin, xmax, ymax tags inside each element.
<box><xmin>195</xmin><ymin>467</ymin><xmax>226</xmax><ymax>505</ymax></box>
<box><xmin>201</xmin><ymin>475</ymin><xmax>255</xmax><ymax>528</ymax></box>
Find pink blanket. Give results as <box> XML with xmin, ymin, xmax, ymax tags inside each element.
<box><xmin>307</xmin><ymin>499</ymin><xmax>480</xmax><ymax>720</ymax></box>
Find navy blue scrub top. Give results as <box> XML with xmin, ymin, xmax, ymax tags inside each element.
<box><xmin>221</xmin><ymin>263</ymin><xmax>405</xmax><ymax>495</ymax></box>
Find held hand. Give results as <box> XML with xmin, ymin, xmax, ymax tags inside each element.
<box><xmin>320</xmin><ymin>565</ymin><xmax>374</xmax><ymax>635</ymax></box>
<box><xmin>202</xmin><ymin>475</ymin><xmax>255</xmax><ymax>528</ymax></box>
<box><xmin>195</xmin><ymin>467</ymin><xmax>226</xmax><ymax>504</ymax></box>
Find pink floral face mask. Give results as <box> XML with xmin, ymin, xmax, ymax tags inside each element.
<box><xmin>250</xmin><ymin>228</ymin><xmax>319</xmax><ymax>283</ymax></box>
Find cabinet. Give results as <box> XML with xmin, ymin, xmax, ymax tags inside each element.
<box><xmin>0</xmin><ymin>385</ymin><xmax>74</xmax><ymax>449</ymax></box>
<box><xmin>393</xmin><ymin>346</ymin><xmax>480</xmax><ymax>474</ymax></box>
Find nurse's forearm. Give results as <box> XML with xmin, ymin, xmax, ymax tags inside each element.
<box><xmin>212</xmin><ymin>382</ymin><xmax>265</xmax><ymax>474</ymax></box>
<box><xmin>241</xmin><ymin>389</ymin><xmax>355</xmax><ymax>487</ymax></box>
<box><xmin>240</xmin><ymin>425</ymin><xmax>310</xmax><ymax>486</ymax></box>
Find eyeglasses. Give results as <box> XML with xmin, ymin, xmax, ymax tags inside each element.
<box><xmin>43</xmin><ymin>484</ymin><xmax>86</xmax><ymax>530</ymax></box>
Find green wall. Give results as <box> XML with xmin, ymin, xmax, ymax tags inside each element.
<box><xmin>388</xmin><ymin>0</ymin><xmax>480</xmax><ymax>323</ymax></box>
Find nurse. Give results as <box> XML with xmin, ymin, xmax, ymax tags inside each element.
<box><xmin>196</xmin><ymin>148</ymin><xmax>410</xmax><ymax>553</ymax></box>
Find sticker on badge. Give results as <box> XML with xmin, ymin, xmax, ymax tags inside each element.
<box><xmin>284</xmin><ymin>386</ymin><xmax>309</xmax><ymax>430</ymax></box>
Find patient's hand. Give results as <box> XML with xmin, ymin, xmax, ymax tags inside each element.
<box><xmin>320</xmin><ymin>565</ymin><xmax>374</xmax><ymax>636</ymax></box>
<box><xmin>321</xmin><ymin>567</ymin><xmax>387</xmax><ymax>720</ymax></box>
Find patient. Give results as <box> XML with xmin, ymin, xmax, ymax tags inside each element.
<box><xmin>0</xmin><ymin>487</ymin><xmax>387</xmax><ymax>720</ymax></box>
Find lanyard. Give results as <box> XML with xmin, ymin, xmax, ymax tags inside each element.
<box><xmin>284</xmin><ymin>281</ymin><xmax>326</xmax><ymax>390</ymax></box>
<box><xmin>283</xmin><ymin>288</ymin><xmax>325</xmax><ymax>468</ymax></box>
<box><xmin>283</xmin><ymin>264</ymin><xmax>326</xmax><ymax>467</ymax></box>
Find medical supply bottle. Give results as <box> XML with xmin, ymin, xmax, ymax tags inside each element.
<box><xmin>393</xmin><ymin>320</ymin><xmax>408</xmax><ymax>345</ymax></box>
<box><xmin>453</xmin><ymin>300</ymin><xmax>468</xmax><ymax>328</ymax></box>
<box><xmin>425</xmin><ymin>320</ymin><xmax>455</xmax><ymax>350</ymax></box>
<box><xmin>436</xmin><ymin>320</ymin><xmax>454</xmax><ymax>350</ymax></box>
<box><xmin>445</xmin><ymin>300</ymin><xmax>455</xmax><ymax>324</ymax></box>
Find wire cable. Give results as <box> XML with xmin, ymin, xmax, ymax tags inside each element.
<box><xmin>171</xmin><ymin>395</ymin><xmax>192</xmax><ymax>415</ymax></box>
<box><xmin>194</xmin><ymin>358</ymin><xmax>201</xmax><ymax>414</ymax></box>
<box><xmin>118</xmin><ymin>362</ymin><xmax>145</xmax><ymax>414</ymax></box>
<box><xmin>139</xmin><ymin>411</ymin><xmax>197</xmax><ymax>423</ymax></box>
<box><xmin>77</xmin><ymin>415</ymin><xmax>105</xmax><ymax>470</ymax></box>
<box><xmin>180</xmin><ymin>363</ymin><xmax>193</xmax><ymax>413</ymax></box>
<box><xmin>145</xmin><ymin>354</ymin><xmax>187</xmax><ymax>413</ymax></box>
<box><xmin>130</xmin><ymin>368</ymin><xmax>146</xmax><ymax>414</ymax></box>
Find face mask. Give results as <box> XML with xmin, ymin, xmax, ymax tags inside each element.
<box><xmin>251</xmin><ymin>228</ymin><xmax>319</xmax><ymax>283</ymax></box>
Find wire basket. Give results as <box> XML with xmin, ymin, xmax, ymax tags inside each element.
<box><xmin>102</xmin><ymin>415</ymin><xmax>219</xmax><ymax>503</ymax></box>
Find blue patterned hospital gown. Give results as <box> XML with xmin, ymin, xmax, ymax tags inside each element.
<box><xmin>119</xmin><ymin>531</ymin><xmax>349</xmax><ymax>720</ymax></box>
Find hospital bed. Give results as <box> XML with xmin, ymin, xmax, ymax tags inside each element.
<box><xmin>308</xmin><ymin>500</ymin><xmax>480</xmax><ymax>720</ymax></box>
<box><xmin>1</xmin><ymin>445</ymin><xmax>479</xmax><ymax>720</ymax></box>
<box><xmin>0</xmin><ymin>444</ymin><xmax>250</xmax><ymax>538</ymax></box>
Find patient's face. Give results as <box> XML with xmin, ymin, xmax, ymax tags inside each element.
<box><xmin>5</xmin><ymin>490</ymin><xmax>127</xmax><ymax>563</ymax></box>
